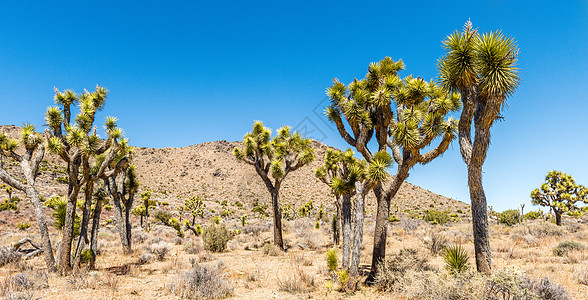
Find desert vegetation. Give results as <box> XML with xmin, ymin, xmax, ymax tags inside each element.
<box><xmin>0</xmin><ymin>21</ymin><xmax>586</xmax><ymax>300</ymax></box>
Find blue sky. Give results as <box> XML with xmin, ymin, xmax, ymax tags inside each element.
<box><xmin>1</xmin><ymin>1</ymin><xmax>586</xmax><ymax>211</ymax></box>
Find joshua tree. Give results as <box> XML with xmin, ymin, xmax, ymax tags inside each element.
<box><xmin>141</xmin><ymin>190</ymin><xmax>152</xmax><ymax>230</ymax></box>
<box><xmin>438</xmin><ymin>21</ymin><xmax>520</xmax><ymax>273</ymax></box>
<box><xmin>89</xmin><ymin>188</ymin><xmax>108</xmax><ymax>269</ymax></box>
<box><xmin>326</xmin><ymin>57</ymin><xmax>460</xmax><ymax>282</ymax></box>
<box><xmin>531</xmin><ymin>170</ymin><xmax>588</xmax><ymax>226</ymax></box>
<box><xmin>4</xmin><ymin>185</ymin><xmax>13</xmax><ymax>202</ymax></box>
<box><xmin>0</xmin><ymin>125</ymin><xmax>56</xmax><ymax>271</ymax></box>
<box><xmin>182</xmin><ymin>196</ymin><xmax>205</xmax><ymax>235</ymax></box>
<box><xmin>45</xmin><ymin>86</ymin><xmax>126</xmax><ymax>274</ymax></box>
<box><xmin>315</xmin><ymin>148</ymin><xmax>390</xmax><ymax>275</ymax></box>
<box><xmin>234</xmin><ymin>121</ymin><xmax>314</xmax><ymax>249</ymax></box>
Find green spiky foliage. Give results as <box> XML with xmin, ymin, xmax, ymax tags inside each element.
<box><xmin>182</xmin><ymin>196</ymin><xmax>206</xmax><ymax>226</ymax></box>
<box><xmin>531</xmin><ymin>171</ymin><xmax>588</xmax><ymax>226</ymax></box>
<box><xmin>233</xmin><ymin>121</ymin><xmax>315</xmax><ymax>249</ymax></box>
<box><xmin>45</xmin><ymin>86</ymin><xmax>132</xmax><ymax>274</ymax></box>
<box><xmin>442</xmin><ymin>244</ymin><xmax>470</xmax><ymax>275</ymax></box>
<box><xmin>438</xmin><ymin>21</ymin><xmax>520</xmax><ymax>274</ymax></box>
<box><xmin>326</xmin><ymin>57</ymin><xmax>460</xmax><ymax>282</ymax></box>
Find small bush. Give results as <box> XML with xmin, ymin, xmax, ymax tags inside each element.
<box><xmin>423</xmin><ymin>209</ymin><xmax>450</xmax><ymax>225</ymax></box>
<box><xmin>0</xmin><ymin>246</ymin><xmax>22</xmax><ymax>267</ymax></box>
<box><xmin>79</xmin><ymin>249</ymin><xmax>93</xmax><ymax>265</ymax></box>
<box><xmin>16</xmin><ymin>223</ymin><xmax>31</xmax><ymax>230</ymax></box>
<box><xmin>325</xmin><ymin>248</ymin><xmax>338</xmax><ymax>271</ymax></box>
<box><xmin>262</xmin><ymin>244</ymin><xmax>282</xmax><ymax>256</ymax></box>
<box><xmin>277</xmin><ymin>259</ymin><xmax>315</xmax><ymax>293</ymax></box>
<box><xmin>498</xmin><ymin>209</ymin><xmax>520</xmax><ymax>226</ymax></box>
<box><xmin>524</xmin><ymin>211</ymin><xmax>541</xmax><ymax>221</ymax></box>
<box><xmin>575</xmin><ymin>265</ymin><xmax>588</xmax><ymax>285</ymax></box>
<box><xmin>425</xmin><ymin>231</ymin><xmax>449</xmax><ymax>255</ymax></box>
<box><xmin>202</xmin><ymin>224</ymin><xmax>231</xmax><ymax>253</ymax></box>
<box><xmin>375</xmin><ymin>248</ymin><xmax>431</xmax><ymax>292</ymax></box>
<box><xmin>183</xmin><ymin>240</ymin><xmax>202</xmax><ymax>254</ymax></box>
<box><xmin>169</xmin><ymin>262</ymin><xmax>233</xmax><ymax>299</ymax></box>
<box><xmin>525</xmin><ymin>276</ymin><xmax>570</xmax><ymax>300</ymax></box>
<box><xmin>553</xmin><ymin>240</ymin><xmax>586</xmax><ymax>256</ymax></box>
<box><xmin>442</xmin><ymin>244</ymin><xmax>470</xmax><ymax>275</ymax></box>
<box><xmin>150</xmin><ymin>241</ymin><xmax>172</xmax><ymax>261</ymax></box>
<box><xmin>315</xmin><ymin>220</ymin><xmax>320</xmax><ymax>229</ymax></box>
<box><xmin>137</xmin><ymin>253</ymin><xmax>153</xmax><ymax>265</ymax></box>
<box><xmin>389</xmin><ymin>215</ymin><xmax>400</xmax><ymax>223</ymax></box>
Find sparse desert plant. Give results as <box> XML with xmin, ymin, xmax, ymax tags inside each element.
<box><xmin>485</xmin><ymin>266</ymin><xmax>537</xmax><ymax>300</ymax></box>
<box><xmin>16</xmin><ymin>222</ymin><xmax>31</xmax><ymax>230</ymax></box>
<box><xmin>277</xmin><ymin>257</ymin><xmax>315</xmax><ymax>293</ymax></box>
<box><xmin>498</xmin><ymin>209</ymin><xmax>520</xmax><ymax>226</ymax></box>
<box><xmin>524</xmin><ymin>211</ymin><xmax>541</xmax><ymax>221</ymax></box>
<box><xmin>553</xmin><ymin>240</ymin><xmax>586</xmax><ymax>256</ymax></box>
<box><xmin>423</xmin><ymin>209</ymin><xmax>450</xmax><ymax>225</ymax></box>
<box><xmin>183</xmin><ymin>239</ymin><xmax>202</xmax><ymax>254</ymax></box>
<box><xmin>202</xmin><ymin>224</ymin><xmax>231</xmax><ymax>253</ymax></box>
<box><xmin>525</xmin><ymin>276</ymin><xmax>570</xmax><ymax>300</ymax></box>
<box><xmin>442</xmin><ymin>244</ymin><xmax>470</xmax><ymax>275</ymax></box>
<box><xmin>169</xmin><ymin>262</ymin><xmax>233</xmax><ymax>299</ymax></box>
<box><xmin>137</xmin><ymin>253</ymin><xmax>153</xmax><ymax>265</ymax></box>
<box><xmin>326</xmin><ymin>248</ymin><xmax>338</xmax><ymax>271</ymax></box>
<box><xmin>0</xmin><ymin>246</ymin><xmax>22</xmax><ymax>267</ymax></box>
<box><xmin>425</xmin><ymin>231</ymin><xmax>449</xmax><ymax>255</ymax></box>
<box><xmin>574</xmin><ymin>265</ymin><xmax>588</xmax><ymax>285</ymax></box>
<box><xmin>262</xmin><ymin>243</ymin><xmax>282</xmax><ymax>256</ymax></box>
<box><xmin>241</xmin><ymin>215</ymin><xmax>247</xmax><ymax>227</ymax></box>
<box><xmin>150</xmin><ymin>241</ymin><xmax>172</xmax><ymax>261</ymax></box>
<box><xmin>375</xmin><ymin>248</ymin><xmax>432</xmax><ymax>292</ymax></box>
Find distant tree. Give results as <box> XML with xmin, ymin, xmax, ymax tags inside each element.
<box><xmin>0</xmin><ymin>124</ymin><xmax>56</xmax><ymax>271</ymax></box>
<box><xmin>315</xmin><ymin>148</ymin><xmax>391</xmax><ymax>276</ymax></box>
<box><xmin>326</xmin><ymin>57</ymin><xmax>460</xmax><ymax>282</ymax></box>
<box><xmin>141</xmin><ymin>191</ymin><xmax>152</xmax><ymax>230</ymax></box>
<box><xmin>182</xmin><ymin>196</ymin><xmax>206</xmax><ymax>236</ymax></box>
<box><xmin>531</xmin><ymin>170</ymin><xmax>588</xmax><ymax>226</ymax></box>
<box><xmin>45</xmin><ymin>86</ymin><xmax>126</xmax><ymax>274</ymax></box>
<box><xmin>438</xmin><ymin>21</ymin><xmax>520</xmax><ymax>273</ymax></box>
<box><xmin>234</xmin><ymin>121</ymin><xmax>314</xmax><ymax>249</ymax></box>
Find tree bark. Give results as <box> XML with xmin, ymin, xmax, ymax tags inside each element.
<box><xmin>89</xmin><ymin>196</ymin><xmax>102</xmax><ymax>269</ymax></box>
<box><xmin>555</xmin><ymin>210</ymin><xmax>562</xmax><ymax>226</ymax></box>
<box><xmin>73</xmin><ymin>181</ymin><xmax>93</xmax><ymax>268</ymax></box>
<box><xmin>124</xmin><ymin>193</ymin><xmax>134</xmax><ymax>251</ymax></box>
<box><xmin>469</xmin><ymin>162</ymin><xmax>492</xmax><ymax>274</ymax></box>
<box><xmin>341</xmin><ymin>194</ymin><xmax>352</xmax><ymax>270</ymax></box>
<box><xmin>350</xmin><ymin>182</ymin><xmax>366</xmax><ymax>276</ymax></box>
<box><xmin>271</xmin><ymin>190</ymin><xmax>284</xmax><ymax>249</ymax></box>
<box><xmin>26</xmin><ymin>185</ymin><xmax>56</xmax><ymax>271</ymax></box>
<box><xmin>108</xmin><ymin>178</ymin><xmax>131</xmax><ymax>254</ymax></box>
<box><xmin>59</xmin><ymin>184</ymin><xmax>80</xmax><ymax>274</ymax></box>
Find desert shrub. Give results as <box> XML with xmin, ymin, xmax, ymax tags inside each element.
<box><xmin>79</xmin><ymin>249</ymin><xmax>93</xmax><ymax>265</ymax></box>
<box><xmin>442</xmin><ymin>244</ymin><xmax>470</xmax><ymax>275</ymax></box>
<box><xmin>1</xmin><ymin>271</ymin><xmax>48</xmax><ymax>297</ymax></box>
<box><xmin>553</xmin><ymin>240</ymin><xmax>586</xmax><ymax>256</ymax></box>
<box><xmin>0</xmin><ymin>246</ymin><xmax>22</xmax><ymax>267</ymax></box>
<box><xmin>375</xmin><ymin>248</ymin><xmax>432</xmax><ymax>292</ymax></box>
<box><xmin>281</xmin><ymin>203</ymin><xmax>297</xmax><ymax>221</ymax></box>
<box><xmin>150</xmin><ymin>241</ymin><xmax>172</xmax><ymax>261</ymax></box>
<box><xmin>512</xmin><ymin>221</ymin><xmax>565</xmax><ymax>238</ymax></box>
<box><xmin>315</xmin><ymin>220</ymin><xmax>320</xmax><ymax>229</ymax></box>
<box><xmin>169</xmin><ymin>262</ymin><xmax>233</xmax><ymax>299</ymax></box>
<box><xmin>298</xmin><ymin>201</ymin><xmax>314</xmax><ymax>218</ymax></box>
<box><xmin>388</xmin><ymin>214</ymin><xmax>400</xmax><ymax>223</ymax></box>
<box><xmin>524</xmin><ymin>211</ymin><xmax>541</xmax><ymax>221</ymax></box>
<box><xmin>183</xmin><ymin>240</ymin><xmax>202</xmax><ymax>254</ymax></box>
<box><xmin>277</xmin><ymin>259</ymin><xmax>315</xmax><ymax>293</ymax></box>
<box><xmin>525</xmin><ymin>276</ymin><xmax>570</xmax><ymax>300</ymax></box>
<box><xmin>137</xmin><ymin>253</ymin><xmax>153</xmax><ymax>265</ymax></box>
<box><xmin>325</xmin><ymin>248</ymin><xmax>338</xmax><ymax>271</ymax></box>
<box><xmin>423</xmin><ymin>209</ymin><xmax>449</xmax><ymax>225</ymax></box>
<box><xmin>154</xmin><ymin>211</ymin><xmax>184</xmax><ymax>237</ymax></box>
<box><xmin>486</xmin><ymin>266</ymin><xmax>537</xmax><ymax>300</ymax></box>
<box><xmin>575</xmin><ymin>265</ymin><xmax>588</xmax><ymax>285</ymax></box>
<box><xmin>424</xmin><ymin>231</ymin><xmax>449</xmax><ymax>255</ymax></box>
<box><xmin>16</xmin><ymin>222</ymin><xmax>30</xmax><ymax>230</ymax></box>
<box><xmin>498</xmin><ymin>209</ymin><xmax>520</xmax><ymax>226</ymax></box>
<box><xmin>251</xmin><ymin>200</ymin><xmax>268</xmax><ymax>217</ymax></box>
<box><xmin>262</xmin><ymin>244</ymin><xmax>282</xmax><ymax>256</ymax></box>
<box><xmin>399</xmin><ymin>219</ymin><xmax>420</xmax><ymax>231</ymax></box>
<box><xmin>202</xmin><ymin>224</ymin><xmax>231</xmax><ymax>253</ymax></box>
<box><xmin>240</xmin><ymin>215</ymin><xmax>247</xmax><ymax>227</ymax></box>
<box><xmin>133</xmin><ymin>228</ymin><xmax>149</xmax><ymax>244</ymax></box>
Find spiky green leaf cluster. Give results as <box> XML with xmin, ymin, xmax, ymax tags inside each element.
<box><xmin>234</xmin><ymin>121</ymin><xmax>315</xmax><ymax>181</ymax></box>
<box><xmin>438</xmin><ymin>20</ymin><xmax>520</xmax><ymax>108</ymax></box>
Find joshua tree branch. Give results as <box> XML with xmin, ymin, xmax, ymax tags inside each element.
<box><xmin>419</xmin><ymin>133</ymin><xmax>453</xmax><ymax>165</ymax></box>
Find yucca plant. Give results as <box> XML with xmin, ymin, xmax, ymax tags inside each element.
<box><xmin>442</xmin><ymin>244</ymin><xmax>470</xmax><ymax>275</ymax></box>
<box><xmin>234</xmin><ymin>122</ymin><xmax>314</xmax><ymax>249</ymax></box>
<box><xmin>326</xmin><ymin>248</ymin><xmax>338</xmax><ymax>272</ymax></box>
<box><xmin>438</xmin><ymin>21</ymin><xmax>520</xmax><ymax>274</ymax></box>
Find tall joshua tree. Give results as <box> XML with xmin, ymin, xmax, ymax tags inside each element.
<box><xmin>45</xmin><ymin>86</ymin><xmax>125</xmax><ymax>274</ymax></box>
<box><xmin>234</xmin><ymin>121</ymin><xmax>314</xmax><ymax>249</ymax></box>
<box><xmin>315</xmin><ymin>148</ymin><xmax>390</xmax><ymax>275</ymax></box>
<box><xmin>326</xmin><ymin>57</ymin><xmax>460</xmax><ymax>282</ymax></box>
<box><xmin>0</xmin><ymin>124</ymin><xmax>56</xmax><ymax>271</ymax></box>
<box><xmin>438</xmin><ymin>21</ymin><xmax>520</xmax><ymax>273</ymax></box>
<box><xmin>531</xmin><ymin>171</ymin><xmax>588</xmax><ymax>226</ymax></box>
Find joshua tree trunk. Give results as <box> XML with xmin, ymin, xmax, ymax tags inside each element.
<box><xmin>333</xmin><ymin>196</ymin><xmax>342</xmax><ymax>245</ymax></box>
<box><xmin>59</xmin><ymin>162</ymin><xmax>82</xmax><ymax>275</ymax></box>
<box><xmin>350</xmin><ymin>182</ymin><xmax>366</xmax><ymax>276</ymax></box>
<box><xmin>341</xmin><ymin>194</ymin><xmax>352</xmax><ymax>270</ymax></box>
<box><xmin>89</xmin><ymin>196</ymin><xmax>102</xmax><ymax>269</ymax></box>
<box><xmin>108</xmin><ymin>177</ymin><xmax>131</xmax><ymax>254</ymax></box>
<box><xmin>271</xmin><ymin>190</ymin><xmax>284</xmax><ymax>249</ymax></box>
<box><xmin>27</xmin><ymin>186</ymin><xmax>56</xmax><ymax>271</ymax></box>
<box><xmin>366</xmin><ymin>167</ymin><xmax>409</xmax><ymax>283</ymax></box>
<box><xmin>554</xmin><ymin>209</ymin><xmax>562</xmax><ymax>226</ymax></box>
<box><xmin>74</xmin><ymin>181</ymin><xmax>93</xmax><ymax>268</ymax></box>
<box><xmin>468</xmin><ymin>162</ymin><xmax>492</xmax><ymax>274</ymax></box>
<box><xmin>124</xmin><ymin>193</ymin><xmax>134</xmax><ymax>250</ymax></box>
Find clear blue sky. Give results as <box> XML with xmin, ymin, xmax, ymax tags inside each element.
<box><xmin>1</xmin><ymin>1</ymin><xmax>586</xmax><ymax>211</ymax></box>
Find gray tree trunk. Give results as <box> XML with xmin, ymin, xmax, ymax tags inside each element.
<box><xmin>349</xmin><ymin>181</ymin><xmax>366</xmax><ymax>276</ymax></box>
<box><xmin>73</xmin><ymin>181</ymin><xmax>93</xmax><ymax>268</ymax></box>
<box><xmin>555</xmin><ymin>210</ymin><xmax>562</xmax><ymax>226</ymax></box>
<box><xmin>108</xmin><ymin>177</ymin><xmax>131</xmax><ymax>254</ymax></box>
<box><xmin>469</xmin><ymin>162</ymin><xmax>492</xmax><ymax>274</ymax></box>
<box><xmin>271</xmin><ymin>190</ymin><xmax>284</xmax><ymax>249</ymax></box>
<box><xmin>59</xmin><ymin>161</ymin><xmax>82</xmax><ymax>274</ymax></box>
<box><xmin>89</xmin><ymin>196</ymin><xmax>102</xmax><ymax>269</ymax></box>
<box><xmin>341</xmin><ymin>194</ymin><xmax>352</xmax><ymax>270</ymax></box>
<box><xmin>124</xmin><ymin>193</ymin><xmax>134</xmax><ymax>250</ymax></box>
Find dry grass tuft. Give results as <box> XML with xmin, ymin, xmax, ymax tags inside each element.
<box><xmin>168</xmin><ymin>261</ymin><xmax>233</xmax><ymax>299</ymax></box>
